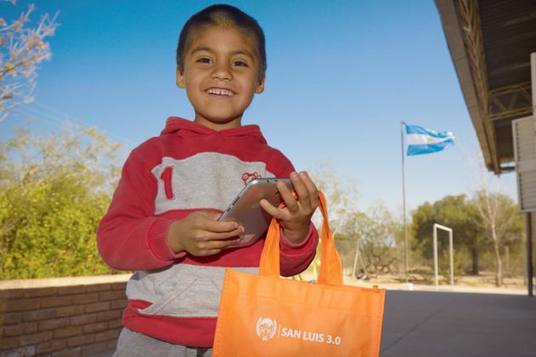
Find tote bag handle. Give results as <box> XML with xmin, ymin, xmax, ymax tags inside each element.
<box><xmin>259</xmin><ymin>191</ymin><xmax>343</xmax><ymax>285</ymax></box>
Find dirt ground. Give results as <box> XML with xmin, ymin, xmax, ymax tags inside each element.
<box><xmin>367</xmin><ymin>271</ymin><xmax>525</xmax><ymax>288</ymax></box>
<box><xmin>347</xmin><ymin>272</ymin><xmax>529</xmax><ymax>295</ymax></box>
<box><xmin>298</xmin><ymin>270</ymin><xmax>530</xmax><ymax>295</ymax></box>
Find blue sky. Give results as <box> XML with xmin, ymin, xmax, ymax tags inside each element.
<box><xmin>1</xmin><ymin>0</ymin><xmax>517</xmax><ymax>213</ymax></box>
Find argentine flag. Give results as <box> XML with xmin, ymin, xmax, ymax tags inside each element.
<box><xmin>405</xmin><ymin>124</ymin><xmax>455</xmax><ymax>156</ymax></box>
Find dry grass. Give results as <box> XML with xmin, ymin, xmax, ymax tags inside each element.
<box><xmin>344</xmin><ymin>271</ymin><xmax>528</xmax><ymax>294</ymax></box>
<box><xmin>298</xmin><ymin>270</ymin><xmax>529</xmax><ymax>294</ymax></box>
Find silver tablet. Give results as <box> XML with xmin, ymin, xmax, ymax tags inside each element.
<box><xmin>219</xmin><ymin>177</ymin><xmax>292</xmax><ymax>248</ymax></box>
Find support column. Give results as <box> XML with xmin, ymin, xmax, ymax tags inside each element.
<box><xmin>529</xmin><ymin>213</ymin><xmax>535</xmax><ymax>296</ymax></box>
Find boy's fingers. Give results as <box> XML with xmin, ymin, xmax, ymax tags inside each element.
<box><xmin>197</xmin><ymin>234</ymin><xmax>247</xmax><ymax>255</ymax></box>
<box><xmin>260</xmin><ymin>199</ymin><xmax>285</xmax><ymax>220</ymax></box>
<box><xmin>200</xmin><ymin>235</ymin><xmax>241</xmax><ymax>248</ymax></box>
<box><xmin>192</xmin><ymin>211</ymin><xmax>240</xmax><ymax>232</ymax></box>
<box><xmin>202</xmin><ymin>220</ymin><xmax>243</xmax><ymax>234</ymax></box>
<box><xmin>190</xmin><ymin>235</ymin><xmax>242</xmax><ymax>256</ymax></box>
<box><xmin>203</xmin><ymin>228</ymin><xmax>244</xmax><ymax>241</ymax></box>
<box><xmin>277</xmin><ymin>178</ymin><xmax>299</xmax><ymax>212</ymax></box>
<box><xmin>291</xmin><ymin>172</ymin><xmax>311</xmax><ymax>208</ymax></box>
<box><xmin>192</xmin><ymin>247</ymin><xmax>223</xmax><ymax>257</ymax></box>
<box><xmin>299</xmin><ymin>171</ymin><xmax>319</xmax><ymax>208</ymax></box>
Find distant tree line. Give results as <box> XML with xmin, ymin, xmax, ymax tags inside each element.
<box><xmin>313</xmin><ymin>173</ymin><xmax>524</xmax><ymax>288</ymax></box>
<box><xmin>411</xmin><ymin>193</ymin><xmax>523</xmax><ymax>287</ymax></box>
<box><xmin>0</xmin><ymin>126</ymin><xmax>122</xmax><ymax>279</ymax></box>
<box><xmin>0</xmin><ymin>127</ymin><xmax>524</xmax><ymax>286</ymax></box>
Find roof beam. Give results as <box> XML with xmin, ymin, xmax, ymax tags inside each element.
<box><xmin>489</xmin><ymin>82</ymin><xmax>532</xmax><ymax>121</ymax></box>
<box><xmin>435</xmin><ymin>0</ymin><xmax>494</xmax><ymax>171</ymax></box>
<box><xmin>455</xmin><ymin>0</ymin><xmax>500</xmax><ymax>173</ymax></box>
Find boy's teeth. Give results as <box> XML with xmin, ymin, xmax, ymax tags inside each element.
<box><xmin>207</xmin><ymin>88</ymin><xmax>233</xmax><ymax>96</ymax></box>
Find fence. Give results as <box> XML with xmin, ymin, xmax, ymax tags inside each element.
<box><xmin>0</xmin><ymin>274</ymin><xmax>130</xmax><ymax>356</ymax></box>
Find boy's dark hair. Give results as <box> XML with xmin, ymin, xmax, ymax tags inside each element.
<box><xmin>176</xmin><ymin>4</ymin><xmax>266</xmax><ymax>80</ymax></box>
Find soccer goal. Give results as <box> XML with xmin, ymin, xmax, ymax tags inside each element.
<box><xmin>433</xmin><ymin>223</ymin><xmax>454</xmax><ymax>289</ymax></box>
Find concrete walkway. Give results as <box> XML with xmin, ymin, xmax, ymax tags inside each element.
<box><xmin>380</xmin><ymin>290</ymin><xmax>536</xmax><ymax>356</ymax></box>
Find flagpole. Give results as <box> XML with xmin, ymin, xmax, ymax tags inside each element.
<box><xmin>400</xmin><ymin>121</ymin><xmax>409</xmax><ymax>284</ymax></box>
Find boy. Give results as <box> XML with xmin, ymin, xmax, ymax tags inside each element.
<box><xmin>98</xmin><ymin>4</ymin><xmax>319</xmax><ymax>356</ymax></box>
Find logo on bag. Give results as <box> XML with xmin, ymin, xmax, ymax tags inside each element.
<box><xmin>256</xmin><ymin>317</ymin><xmax>277</xmax><ymax>341</ymax></box>
<box><xmin>255</xmin><ymin>316</ymin><xmax>344</xmax><ymax>346</ymax></box>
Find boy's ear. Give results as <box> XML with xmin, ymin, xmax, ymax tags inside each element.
<box><xmin>255</xmin><ymin>76</ymin><xmax>265</xmax><ymax>94</ymax></box>
<box><xmin>176</xmin><ymin>68</ymin><xmax>186</xmax><ymax>88</ymax></box>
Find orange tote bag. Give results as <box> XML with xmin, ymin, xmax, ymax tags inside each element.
<box><xmin>213</xmin><ymin>192</ymin><xmax>385</xmax><ymax>357</ymax></box>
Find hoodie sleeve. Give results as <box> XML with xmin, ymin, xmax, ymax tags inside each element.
<box><xmin>268</xmin><ymin>150</ymin><xmax>319</xmax><ymax>277</ymax></box>
<box><xmin>97</xmin><ymin>145</ymin><xmax>183</xmax><ymax>271</ymax></box>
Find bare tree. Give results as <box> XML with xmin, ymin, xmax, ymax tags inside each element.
<box><xmin>310</xmin><ymin>165</ymin><xmax>360</xmax><ymax>231</ymax></box>
<box><xmin>472</xmin><ymin>190</ymin><xmax>522</xmax><ymax>287</ymax></box>
<box><xmin>342</xmin><ymin>204</ymin><xmax>399</xmax><ymax>277</ymax></box>
<box><xmin>465</xmin><ymin>146</ymin><xmax>523</xmax><ymax>286</ymax></box>
<box><xmin>0</xmin><ymin>1</ymin><xmax>58</xmax><ymax>121</ymax></box>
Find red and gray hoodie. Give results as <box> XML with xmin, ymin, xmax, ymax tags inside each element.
<box><xmin>97</xmin><ymin>117</ymin><xmax>318</xmax><ymax>347</ymax></box>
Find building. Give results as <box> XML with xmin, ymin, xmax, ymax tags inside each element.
<box><xmin>435</xmin><ymin>0</ymin><xmax>536</xmax><ymax>295</ymax></box>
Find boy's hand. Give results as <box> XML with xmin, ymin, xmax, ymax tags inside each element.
<box><xmin>259</xmin><ymin>171</ymin><xmax>319</xmax><ymax>244</ymax></box>
<box><xmin>167</xmin><ymin>211</ymin><xmax>244</xmax><ymax>256</ymax></box>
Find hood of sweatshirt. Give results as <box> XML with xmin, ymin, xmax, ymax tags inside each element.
<box><xmin>161</xmin><ymin>117</ymin><xmax>267</xmax><ymax>144</ymax></box>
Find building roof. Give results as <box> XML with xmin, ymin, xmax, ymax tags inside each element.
<box><xmin>435</xmin><ymin>0</ymin><xmax>536</xmax><ymax>174</ymax></box>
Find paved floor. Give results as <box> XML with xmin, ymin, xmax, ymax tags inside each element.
<box><xmin>92</xmin><ymin>289</ymin><xmax>536</xmax><ymax>356</ymax></box>
<box><xmin>380</xmin><ymin>291</ymin><xmax>536</xmax><ymax>357</ymax></box>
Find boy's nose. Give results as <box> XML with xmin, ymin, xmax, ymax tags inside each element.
<box><xmin>211</xmin><ymin>63</ymin><xmax>232</xmax><ymax>81</ymax></box>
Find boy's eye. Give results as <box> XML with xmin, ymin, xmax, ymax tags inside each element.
<box><xmin>196</xmin><ymin>57</ymin><xmax>212</xmax><ymax>64</ymax></box>
<box><xmin>233</xmin><ymin>60</ymin><xmax>249</xmax><ymax>67</ymax></box>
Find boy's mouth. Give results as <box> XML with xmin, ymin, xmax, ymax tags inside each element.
<box><xmin>205</xmin><ymin>87</ymin><xmax>235</xmax><ymax>97</ymax></box>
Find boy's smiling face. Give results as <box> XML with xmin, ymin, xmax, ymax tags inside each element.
<box><xmin>177</xmin><ymin>25</ymin><xmax>264</xmax><ymax>130</ymax></box>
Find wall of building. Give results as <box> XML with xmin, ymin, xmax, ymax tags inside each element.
<box><xmin>530</xmin><ymin>212</ymin><xmax>536</xmax><ymax>294</ymax></box>
<box><xmin>0</xmin><ymin>275</ymin><xmax>130</xmax><ymax>356</ymax></box>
